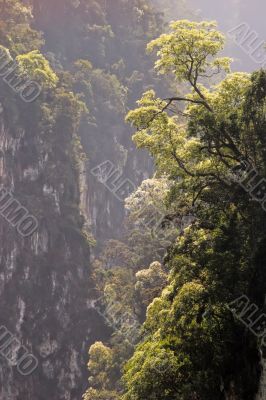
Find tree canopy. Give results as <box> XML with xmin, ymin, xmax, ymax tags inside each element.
<box><xmin>122</xmin><ymin>20</ymin><xmax>266</xmax><ymax>400</ymax></box>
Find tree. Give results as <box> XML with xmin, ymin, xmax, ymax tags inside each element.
<box><xmin>135</xmin><ymin>261</ymin><xmax>167</xmax><ymax>307</ymax></box>
<box><xmin>147</xmin><ymin>20</ymin><xmax>231</xmax><ymax>102</ymax></box>
<box><xmin>0</xmin><ymin>0</ymin><xmax>43</xmax><ymax>54</ymax></box>
<box><xmin>122</xmin><ymin>20</ymin><xmax>266</xmax><ymax>400</ymax></box>
<box><xmin>83</xmin><ymin>342</ymin><xmax>119</xmax><ymax>400</ymax></box>
<box><xmin>17</xmin><ymin>50</ymin><xmax>58</xmax><ymax>88</ymax></box>
<box><xmin>125</xmin><ymin>177</ymin><xmax>181</xmax><ymax>264</ymax></box>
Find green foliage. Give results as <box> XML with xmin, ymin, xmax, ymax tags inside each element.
<box><xmin>8</xmin><ymin>1</ymin><xmax>263</xmax><ymax>398</ymax></box>
<box><xmin>0</xmin><ymin>2</ymin><xmax>190</xmax><ymax>400</ymax></box>
<box><xmin>125</xmin><ymin>177</ymin><xmax>178</xmax><ymax>260</ymax></box>
<box><xmin>135</xmin><ymin>261</ymin><xmax>167</xmax><ymax>306</ymax></box>
<box><xmin>0</xmin><ymin>0</ymin><xmax>43</xmax><ymax>54</ymax></box>
<box><xmin>122</xmin><ymin>217</ymin><xmax>259</xmax><ymax>400</ymax></box>
<box><xmin>72</xmin><ymin>60</ymin><xmax>127</xmax><ymax>117</ymax></box>
<box><xmin>122</xmin><ymin>20</ymin><xmax>266</xmax><ymax>400</ymax></box>
<box><xmin>17</xmin><ymin>50</ymin><xmax>58</xmax><ymax>88</ymax></box>
<box><xmin>147</xmin><ymin>20</ymin><xmax>231</xmax><ymax>82</ymax></box>
<box><xmin>87</xmin><ymin>342</ymin><xmax>114</xmax><ymax>388</ymax></box>
<box><xmin>83</xmin><ymin>342</ymin><xmax>119</xmax><ymax>400</ymax></box>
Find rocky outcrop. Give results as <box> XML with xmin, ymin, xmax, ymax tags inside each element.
<box><xmin>0</xmin><ymin>104</ymin><xmax>106</xmax><ymax>400</ymax></box>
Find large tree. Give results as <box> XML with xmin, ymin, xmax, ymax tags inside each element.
<box><xmin>122</xmin><ymin>20</ymin><xmax>266</xmax><ymax>400</ymax></box>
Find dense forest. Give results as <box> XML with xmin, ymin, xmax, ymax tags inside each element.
<box><xmin>0</xmin><ymin>1</ymin><xmax>265</xmax><ymax>400</ymax></box>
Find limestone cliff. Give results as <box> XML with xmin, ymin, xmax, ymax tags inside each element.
<box><xmin>0</xmin><ymin>94</ymin><xmax>106</xmax><ymax>399</ymax></box>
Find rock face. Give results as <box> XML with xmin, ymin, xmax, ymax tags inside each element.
<box><xmin>256</xmin><ymin>357</ymin><xmax>266</xmax><ymax>400</ymax></box>
<box><xmin>0</xmin><ymin>1</ymin><xmax>160</xmax><ymax>397</ymax></box>
<box><xmin>0</xmin><ymin>107</ymin><xmax>106</xmax><ymax>400</ymax></box>
<box><xmin>0</xmin><ymin>1</ymin><xmax>195</xmax><ymax>398</ymax></box>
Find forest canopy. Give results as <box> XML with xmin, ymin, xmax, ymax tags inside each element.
<box><xmin>86</xmin><ymin>19</ymin><xmax>266</xmax><ymax>400</ymax></box>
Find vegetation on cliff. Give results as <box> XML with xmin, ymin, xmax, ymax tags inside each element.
<box><xmin>121</xmin><ymin>21</ymin><xmax>266</xmax><ymax>400</ymax></box>
<box><xmin>1</xmin><ymin>1</ymin><xmax>265</xmax><ymax>399</ymax></box>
